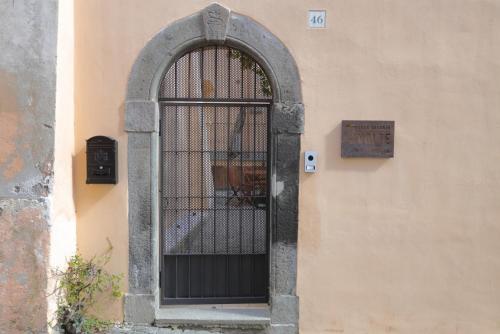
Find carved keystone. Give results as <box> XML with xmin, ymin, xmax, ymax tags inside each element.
<box><xmin>202</xmin><ymin>3</ymin><xmax>230</xmax><ymax>43</ymax></box>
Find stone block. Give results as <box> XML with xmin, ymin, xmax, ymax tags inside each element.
<box><xmin>271</xmin><ymin>295</ymin><xmax>299</xmax><ymax>326</ymax></box>
<box><xmin>272</xmin><ymin>103</ymin><xmax>304</xmax><ymax>134</ymax></box>
<box><xmin>125</xmin><ymin>101</ymin><xmax>159</xmax><ymax>133</ymax></box>
<box><xmin>269</xmin><ymin>324</ymin><xmax>298</xmax><ymax>334</ymax></box>
<box><xmin>124</xmin><ymin>293</ymin><xmax>155</xmax><ymax>325</ymax></box>
<box><xmin>272</xmin><ymin>243</ymin><xmax>297</xmax><ymax>295</ymax></box>
<box><xmin>127</xmin><ymin>133</ymin><xmax>152</xmax><ymax>293</ymax></box>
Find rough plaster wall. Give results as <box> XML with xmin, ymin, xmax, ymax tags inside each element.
<box><xmin>74</xmin><ymin>0</ymin><xmax>500</xmax><ymax>333</ymax></box>
<box><xmin>0</xmin><ymin>200</ymin><xmax>50</xmax><ymax>333</ymax></box>
<box><xmin>0</xmin><ymin>0</ymin><xmax>58</xmax><ymax>333</ymax></box>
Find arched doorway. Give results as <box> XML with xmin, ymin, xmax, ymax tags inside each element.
<box><xmin>124</xmin><ymin>4</ymin><xmax>303</xmax><ymax>331</ymax></box>
<box><xmin>158</xmin><ymin>46</ymin><xmax>272</xmax><ymax>304</ymax></box>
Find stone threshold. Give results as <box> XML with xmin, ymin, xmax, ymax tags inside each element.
<box><xmin>111</xmin><ymin>326</ymin><xmax>270</xmax><ymax>334</ymax></box>
<box><xmin>154</xmin><ymin>305</ymin><xmax>270</xmax><ymax>328</ymax></box>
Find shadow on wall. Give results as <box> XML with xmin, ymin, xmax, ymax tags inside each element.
<box><xmin>299</xmin><ymin>171</ymin><xmax>322</xmax><ymax>255</ymax></box>
<box><xmin>325</xmin><ymin>123</ymin><xmax>389</xmax><ymax>172</ymax></box>
<box><xmin>73</xmin><ymin>148</ymin><xmax>114</xmax><ymax>216</ymax></box>
<box><xmin>118</xmin><ymin>102</ymin><xmax>125</xmax><ymax>135</ymax></box>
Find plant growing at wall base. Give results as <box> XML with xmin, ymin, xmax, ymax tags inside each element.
<box><xmin>51</xmin><ymin>241</ymin><xmax>123</xmax><ymax>334</ymax></box>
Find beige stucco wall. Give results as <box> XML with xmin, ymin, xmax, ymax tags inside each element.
<box><xmin>74</xmin><ymin>0</ymin><xmax>500</xmax><ymax>332</ymax></box>
<box><xmin>49</xmin><ymin>0</ymin><xmax>77</xmax><ymax>330</ymax></box>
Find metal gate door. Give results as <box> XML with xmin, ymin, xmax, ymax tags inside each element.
<box><xmin>159</xmin><ymin>46</ymin><xmax>272</xmax><ymax>304</ymax></box>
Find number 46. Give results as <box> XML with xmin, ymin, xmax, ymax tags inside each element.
<box><xmin>310</xmin><ymin>15</ymin><xmax>324</xmax><ymax>25</ymax></box>
<box><xmin>308</xmin><ymin>11</ymin><xmax>326</xmax><ymax>27</ymax></box>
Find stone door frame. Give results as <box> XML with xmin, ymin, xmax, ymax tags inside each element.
<box><xmin>124</xmin><ymin>4</ymin><xmax>303</xmax><ymax>332</ymax></box>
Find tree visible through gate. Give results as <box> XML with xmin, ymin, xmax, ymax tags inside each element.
<box><xmin>159</xmin><ymin>46</ymin><xmax>272</xmax><ymax>304</ymax></box>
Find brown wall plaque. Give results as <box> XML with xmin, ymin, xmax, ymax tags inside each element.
<box><xmin>341</xmin><ymin>120</ymin><xmax>395</xmax><ymax>158</ymax></box>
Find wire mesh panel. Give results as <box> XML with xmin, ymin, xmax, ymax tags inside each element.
<box><xmin>159</xmin><ymin>46</ymin><xmax>271</xmax><ymax>304</ymax></box>
<box><xmin>159</xmin><ymin>46</ymin><xmax>272</xmax><ymax>101</ymax></box>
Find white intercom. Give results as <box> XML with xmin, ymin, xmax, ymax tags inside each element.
<box><xmin>304</xmin><ymin>151</ymin><xmax>318</xmax><ymax>173</ymax></box>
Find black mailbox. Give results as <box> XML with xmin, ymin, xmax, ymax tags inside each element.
<box><xmin>86</xmin><ymin>136</ymin><xmax>117</xmax><ymax>184</ymax></box>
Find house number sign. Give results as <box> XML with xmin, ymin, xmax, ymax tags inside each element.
<box><xmin>341</xmin><ymin>120</ymin><xmax>395</xmax><ymax>158</ymax></box>
<box><xmin>308</xmin><ymin>10</ymin><xmax>326</xmax><ymax>28</ymax></box>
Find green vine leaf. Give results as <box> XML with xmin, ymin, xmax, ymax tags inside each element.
<box><xmin>229</xmin><ymin>49</ymin><xmax>272</xmax><ymax>97</ymax></box>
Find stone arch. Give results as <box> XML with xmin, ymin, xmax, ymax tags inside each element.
<box><xmin>124</xmin><ymin>4</ymin><xmax>303</xmax><ymax>332</ymax></box>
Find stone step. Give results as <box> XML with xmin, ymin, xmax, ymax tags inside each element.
<box><xmin>110</xmin><ymin>323</ymin><xmax>297</xmax><ymax>334</ymax></box>
<box><xmin>110</xmin><ymin>325</ymin><xmax>267</xmax><ymax>334</ymax></box>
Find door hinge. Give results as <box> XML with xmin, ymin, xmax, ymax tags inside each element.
<box><xmin>159</xmin><ymin>271</ymin><xmax>162</xmax><ymax>288</ymax></box>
